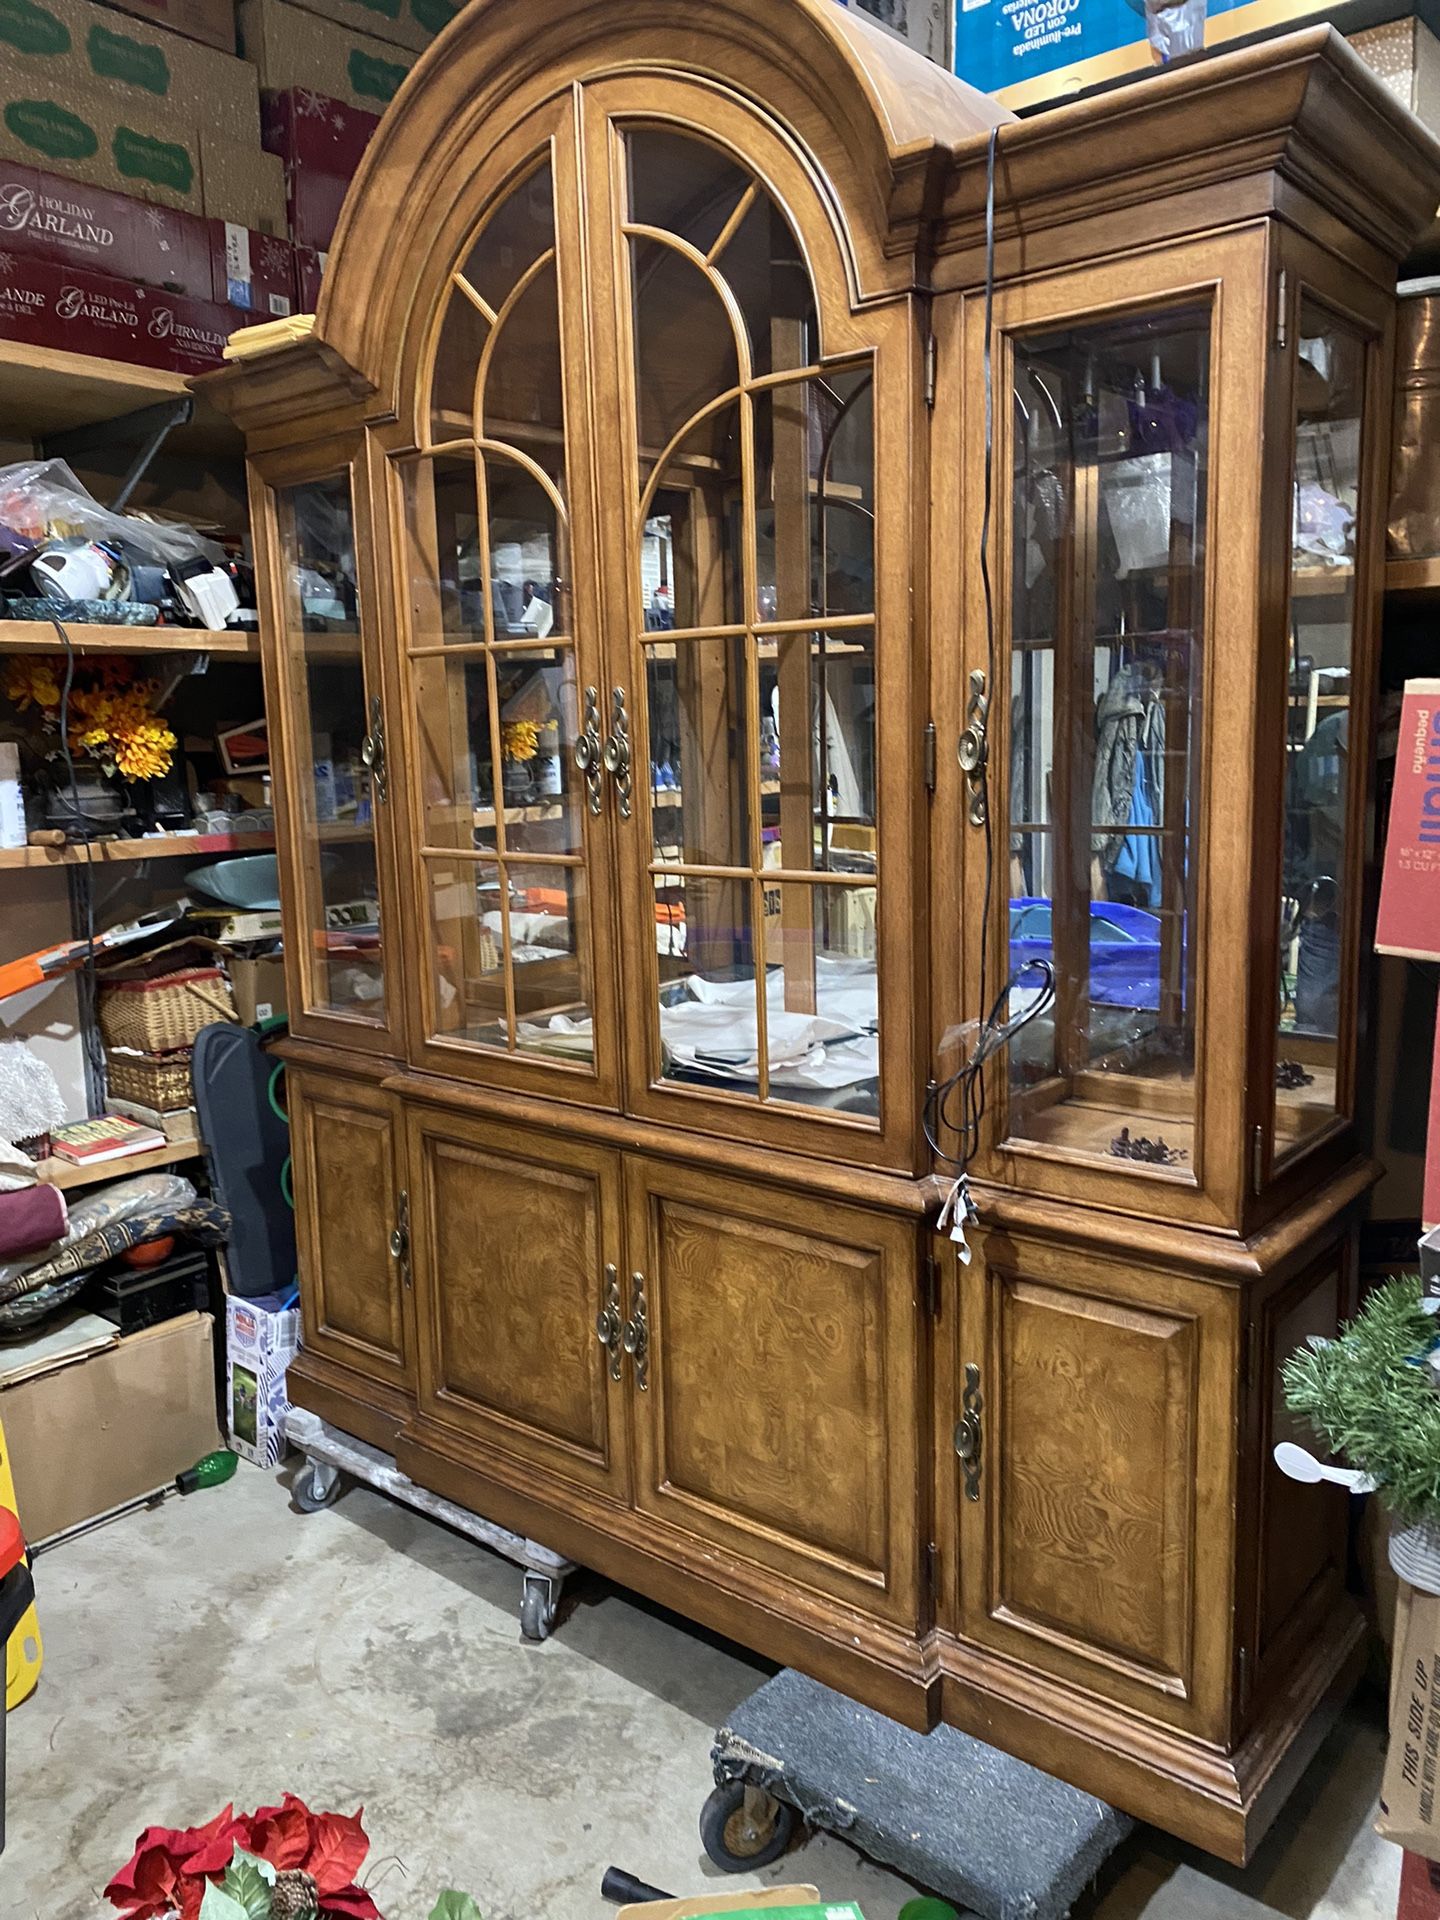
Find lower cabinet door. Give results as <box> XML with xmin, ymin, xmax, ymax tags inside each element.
<box><xmin>290</xmin><ymin>1066</ymin><xmax>411</xmax><ymax>1387</ymax></box>
<box><xmin>624</xmin><ymin>1156</ymin><xmax>922</xmax><ymax>1626</ymax></box>
<box><xmin>951</xmin><ymin>1235</ymin><xmax>1236</xmax><ymax>1738</ymax></box>
<box><xmin>407</xmin><ymin>1104</ymin><xmax>630</xmax><ymax>1504</ymax></box>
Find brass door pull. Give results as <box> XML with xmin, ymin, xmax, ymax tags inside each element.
<box><xmin>602</xmin><ymin>686</ymin><xmax>633</xmax><ymax>820</ymax></box>
<box><xmin>957</xmin><ymin>670</ymin><xmax>988</xmax><ymax>829</ymax></box>
<box><xmin>622</xmin><ymin>1269</ymin><xmax>649</xmax><ymax>1391</ymax></box>
<box><xmin>595</xmin><ymin>1263</ymin><xmax>623</xmax><ymax>1381</ymax></box>
<box><xmin>361</xmin><ymin>693</ymin><xmax>387</xmax><ymax>803</ymax></box>
<box><xmin>389</xmin><ymin>1188</ymin><xmax>411</xmax><ymax>1289</ymax></box>
<box><xmin>955</xmin><ymin>1361</ymin><xmax>983</xmax><ymax>1500</ymax></box>
<box><xmin>575</xmin><ymin>685</ymin><xmax>604</xmax><ymax>816</ymax></box>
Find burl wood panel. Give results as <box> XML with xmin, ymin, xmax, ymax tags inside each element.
<box><xmin>993</xmin><ymin>1276</ymin><xmax>1197</xmax><ymax>1689</ymax></box>
<box><xmin>417</xmin><ymin>1116</ymin><xmax>618</xmax><ymax>1488</ymax></box>
<box><xmin>295</xmin><ymin>1078</ymin><xmax>406</xmax><ymax>1376</ymax></box>
<box><xmin>629</xmin><ymin>1160</ymin><xmax>919</xmax><ymax>1618</ymax></box>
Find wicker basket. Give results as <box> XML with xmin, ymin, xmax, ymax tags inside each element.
<box><xmin>98</xmin><ymin>966</ymin><xmax>236</xmax><ymax>1053</ymax></box>
<box><xmin>104</xmin><ymin>1048</ymin><xmax>195</xmax><ymax>1110</ymax></box>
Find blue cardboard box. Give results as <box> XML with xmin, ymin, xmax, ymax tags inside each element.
<box><xmin>954</xmin><ymin>0</ymin><xmax>1142</xmax><ymax>95</ymax></box>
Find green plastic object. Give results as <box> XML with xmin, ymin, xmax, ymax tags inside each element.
<box><xmin>897</xmin><ymin>1903</ymin><xmax>960</xmax><ymax>1920</ymax></box>
<box><xmin>174</xmin><ymin>1450</ymin><xmax>238</xmax><ymax>1496</ymax></box>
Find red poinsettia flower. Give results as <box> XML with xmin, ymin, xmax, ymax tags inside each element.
<box><xmin>236</xmin><ymin>1794</ymin><xmax>378</xmax><ymax>1917</ymax></box>
<box><xmin>103</xmin><ymin>1805</ymin><xmax>245</xmax><ymax>1919</ymax></box>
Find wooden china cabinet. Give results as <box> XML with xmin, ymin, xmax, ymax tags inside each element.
<box><xmin>207</xmin><ymin>0</ymin><xmax>1440</xmax><ymax>1863</ymax></box>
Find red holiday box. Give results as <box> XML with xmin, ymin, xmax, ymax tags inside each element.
<box><xmin>211</xmin><ymin>220</ymin><xmax>294</xmax><ymax>315</ymax></box>
<box><xmin>293</xmin><ymin>241</ymin><xmax>325</xmax><ymax>310</ymax></box>
<box><xmin>0</xmin><ymin>252</ymin><xmax>255</xmax><ymax>373</ymax></box>
<box><xmin>1377</xmin><ymin>678</ymin><xmax>1440</xmax><ymax>963</ymax></box>
<box><xmin>0</xmin><ymin>162</ymin><xmax>293</xmax><ymax>315</ymax></box>
<box><xmin>260</xmin><ymin>87</ymin><xmax>378</xmax><ymax>248</ymax></box>
<box><xmin>0</xmin><ymin>160</ymin><xmax>211</xmax><ymax>295</ymax></box>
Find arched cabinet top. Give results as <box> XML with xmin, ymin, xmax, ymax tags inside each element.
<box><xmin>312</xmin><ymin>0</ymin><xmax>1007</xmax><ymax>406</ymax></box>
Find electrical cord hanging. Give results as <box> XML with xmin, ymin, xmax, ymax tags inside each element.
<box><xmin>48</xmin><ymin>613</ymin><xmax>107</xmax><ymax>1106</ymax></box>
<box><xmin>922</xmin><ymin>124</ymin><xmax>1059</xmax><ymax>1176</ymax></box>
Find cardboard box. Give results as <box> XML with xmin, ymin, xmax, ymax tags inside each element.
<box><xmin>1379</xmin><ymin>1579</ymin><xmax>1440</xmax><ymax>1862</ymax></box>
<box><xmin>0</xmin><ymin>73</ymin><xmax>204</xmax><ymax>212</ymax></box>
<box><xmin>0</xmin><ymin>156</ymin><xmax>211</xmax><ymax>289</ymax></box>
<box><xmin>293</xmin><ymin>239</ymin><xmax>325</xmax><ymax>308</ymax></box>
<box><xmin>1401</xmin><ymin>1849</ymin><xmax>1440</xmax><ymax>1920</ymax></box>
<box><xmin>1352</xmin><ymin>18</ymin><xmax>1440</xmax><ymax>143</ymax></box>
<box><xmin>0</xmin><ymin>159</ymin><xmax>291</xmax><ymax>309</ymax></box>
<box><xmin>261</xmin><ymin>85</ymin><xmax>377</xmax><ymax>246</ymax></box>
<box><xmin>239</xmin><ymin>0</ymin><xmax>414</xmax><ymax>111</ymax></box>
<box><xmin>213</xmin><ymin>216</ymin><xmax>292</xmax><ymax>312</ymax></box>
<box><xmin>0</xmin><ymin>1310</ymin><xmax>220</xmax><ymax>1543</ymax></box>
<box><xmin>0</xmin><ymin>0</ymin><xmax>260</xmax><ymax>145</ymax></box>
<box><xmin>838</xmin><ymin>0</ymin><xmax>950</xmax><ymax>67</ymax></box>
<box><xmin>201</xmin><ymin>128</ymin><xmax>287</xmax><ymax>234</ymax></box>
<box><xmin>103</xmin><ymin>0</ymin><xmax>237</xmax><ymax>53</ymax></box>
<box><xmin>227</xmin><ymin>952</ymin><xmax>287</xmax><ymax>1025</ymax></box>
<box><xmin>0</xmin><ymin>250</ymin><xmax>256</xmax><ymax>371</ymax></box>
<box><xmin>226</xmin><ymin>1290</ymin><xmax>300</xmax><ymax>1467</ymax></box>
<box><xmin>283</xmin><ymin>0</ymin><xmax>453</xmax><ymax>56</ymax></box>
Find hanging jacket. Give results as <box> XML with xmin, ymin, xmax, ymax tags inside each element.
<box><xmin>1092</xmin><ymin>663</ymin><xmax>1165</xmax><ymax>871</ymax></box>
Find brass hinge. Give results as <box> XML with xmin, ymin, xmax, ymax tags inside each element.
<box><xmin>1241</xmin><ymin>1318</ymin><xmax>1261</xmax><ymax>1392</ymax></box>
<box><xmin>1252</xmin><ymin>1123</ymin><xmax>1265</xmax><ymax>1195</ymax></box>
<box><xmin>922</xmin><ymin>720</ymin><xmax>937</xmax><ymax>794</ymax></box>
<box><xmin>1237</xmin><ymin>1644</ymin><xmax>1251</xmax><ymax>1710</ymax></box>
<box><xmin>924</xmin><ymin>1540</ymin><xmax>939</xmax><ymax>1600</ymax></box>
<box><xmin>924</xmin><ymin>333</ymin><xmax>937</xmax><ymax>408</ymax></box>
<box><xmin>922</xmin><ymin>1250</ymin><xmax>942</xmax><ymax>1318</ymax></box>
<box><xmin>1275</xmin><ymin>267</ymin><xmax>1288</xmax><ymax>350</ymax></box>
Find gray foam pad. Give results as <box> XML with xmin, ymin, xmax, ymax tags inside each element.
<box><xmin>713</xmin><ymin>1669</ymin><xmax>1134</xmax><ymax>1920</ymax></box>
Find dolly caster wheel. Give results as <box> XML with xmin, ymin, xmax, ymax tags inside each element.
<box><xmin>520</xmin><ymin>1570</ymin><xmax>559</xmax><ymax>1641</ymax></box>
<box><xmin>700</xmin><ymin>1781</ymin><xmax>796</xmax><ymax>1873</ymax></box>
<box><xmin>292</xmin><ymin>1460</ymin><xmax>340</xmax><ymax>1512</ymax></box>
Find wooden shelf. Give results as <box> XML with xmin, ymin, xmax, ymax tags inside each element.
<box><xmin>0</xmin><ymin>620</ymin><xmax>258</xmax><ymax>656</ymax></box>
<box><xmin>33</xmin><ymin>1139</ymin><xmax>203</xmax><ymax>1191</ymax></box>
<box><xmin>0</xmin><ymin>342</ymin><xmax>241</xmax><ymax>457</ymax></box>
<box><xmin>0</xmin><ymin>829</ymin><xmax>275</xmax><ymax>870</ymax></box>
<box><xmin>1291</xmin><ymin>566</ymin><xmax>1353</xmax><ymax>597</ymax></box>
<box><xmin>1386</xmin><ymin>555</ymin><xmax>1440</xmax><ymax>599</ymax></box>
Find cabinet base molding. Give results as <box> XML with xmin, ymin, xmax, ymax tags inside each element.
<box><xmin>394</xmin><ymin>1413</ymin><xmax>938</xmax><ymax>1733</ymax></box>
<box><xmin>934</xmin><ymin>1605</ymin><xmax>1366</xmax><ymax>1865</ymax></box>
<box><xmin>289</xmin><ymin>1350</ymin><xmax>410</xmax><ymax>1455</ymax></box>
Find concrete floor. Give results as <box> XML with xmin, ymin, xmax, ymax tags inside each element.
<box><xmin>3</xmin><ymin>1466</ymin><xmax>1400</xmax><ymax>1920</ymax></box>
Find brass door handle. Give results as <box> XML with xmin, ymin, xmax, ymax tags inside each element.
<box><xmin>622</xmin><ymin>1269</ymin><xmax>649</xmax><ymax>1391</ymax></box>
<box><xmin>602</xmin><ymin>686</ymin><xmax>632</xmax><ymax>821</ymax></box>
<box><xmin>595</xmin><ymin>1263</ymin><xmax>623</xmax><ymax>1382</ymax></box>
<box><xmin>389</xmin><ymin>1188</ymin><xmax>411</xmax><ymax>1289</ymax></box>
<box><xmin>360</xmin><ymin>692</ymin><xmax>387</xmax><ymax>803</ymax></box>
<box><xmin>954</xmin><ymin>1361</ymin><xmax>982</xmax><ymax>1500</ymax></box>
<box><xmin>575</xmin><ymin>685</ymin><xmax>604</xmax><ymax>817</ymax></box>
<box><xmin>957</xmin><ymin>669</ymin><xmax>988</xmax><ymax>829</ymax></box>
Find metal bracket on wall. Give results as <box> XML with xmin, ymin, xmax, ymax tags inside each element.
<box><xmin>43</xmin><ymin>396</ymin><xmax>195</xmax><ymax>513</ymax></box>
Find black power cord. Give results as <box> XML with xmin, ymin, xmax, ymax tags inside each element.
<box><xmin>922</xmin><ymin>125</ymin><xmax>1059</xmax><ymax>1178</ymax></box>
<box><xmin>48</xmin><ymin>614</ymin><xmax>107</xmax><ymax>1107</ymax></box>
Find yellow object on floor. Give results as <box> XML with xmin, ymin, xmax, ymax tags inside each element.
<box><xmin>0</xmin><ymin>1408</ymin><xmax>42</xmax><ymax>1708</ymax></box>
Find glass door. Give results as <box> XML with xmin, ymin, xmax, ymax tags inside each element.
<box><xmin>265</xmin><ymin>454</ymin><xmax>397</xmax><ymax>1051</ymax></box>
<box><xmin>392</xmin><ymin>102</ymin><xmax>621</xmax><ymax>1102</ymax></box>
<box><xmin>584</xmin><ymin>85</ymin><xmax>916</xmax><ymax>1167</ymax></box>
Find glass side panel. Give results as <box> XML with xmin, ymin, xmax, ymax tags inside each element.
<box><xmin>1274</xmin><ymin>305</ymin><xmax>1364</xmax><ymax>1156</ymax></box>
<box><xmin>624</xmin><ymin>121</ymin><xmax>877</xmax><ymax>1126</ymax></box>
<box><xmin>274</xmin><ymin>474</ymin><xmax>385</xmax><ymax>1024</ymax></box>
<box><xmin>1004</xmin><ymin>306</ymin><xmax>1210</xmax><ymax>1173</ymax></box>
<box><xmin>754</xmin><ymin>368</ymin><xmax>874</xmax><ymax>622</ymax></box>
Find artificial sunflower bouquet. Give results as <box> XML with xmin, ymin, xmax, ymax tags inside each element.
<box><xmin>3</xmin><ymin>652</ymin><xmax>177</xmax><ymax>781</ymax></box>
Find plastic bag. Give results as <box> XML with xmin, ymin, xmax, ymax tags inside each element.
<box><xmin>1144</xmin><ymin>0</ymin><xmax>1205</xmax><ymax>63</ymax></box>
<box><xmin>0</xmin><ymin>459</ymin><xmax>225</xmax><ymax>572</ymax></box>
